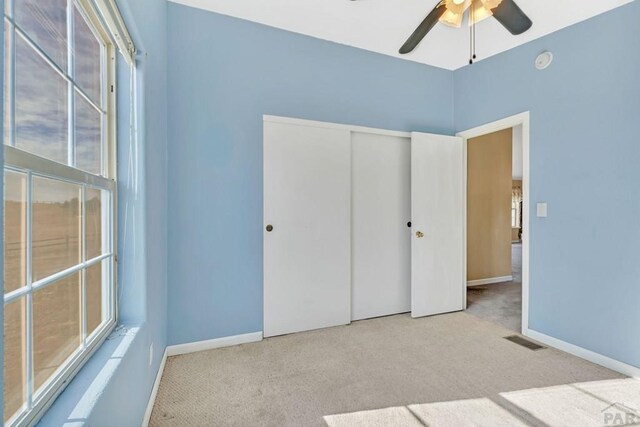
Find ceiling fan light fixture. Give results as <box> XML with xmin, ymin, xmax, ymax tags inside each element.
<box><xmin>469</xmin><ymin>0</ymin><xmax>494</xmax><ymax>25</ymax></box>
<box><xmin>440</xmin><ymin>0</ymin><xmax>500</xmax><ymax>28</ymax></box>
<box><xmin>440</xmin><ymin>0</ymin><xmax>471</xmax><ymax>27</ymax></box>
<box><xmin>444</xmin><ymin>0</ymin><xmax>471</xmax><ymax>16</ymax></box>
<box><xmin>480</xmin><ymin>0</ymin><xmax>503</xmax><ymax>10</ymax></box>
<box><xmin>440</xmin><ymin>9</ymin><xmax>464</xmax><ymax>28</ymax></box>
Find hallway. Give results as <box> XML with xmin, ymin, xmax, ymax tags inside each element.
<box><xmin>466</xmin><ymin>243</ymin><xmax>522</xmax><ymax>332</ymax></box>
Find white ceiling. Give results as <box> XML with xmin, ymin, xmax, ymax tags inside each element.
<box><xmin>169</xmin><ymin>0</ymin><xmax>634</xmax><ymax>70</ymax></box>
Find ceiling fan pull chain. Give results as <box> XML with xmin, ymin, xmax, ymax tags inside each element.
<box><xmin>469</xmin><ymin>6</ymin><xmax>473</xmax><ymax>64</ymax></box>
<box><xmin>469</xmin><ymin>2</ymin><xmax>476</xmax><ymax>64</ymax></box>
<box><xmin>471</xmin><ymin>6</ymin><xmax>476</xmax><ymax>61</ymax></box>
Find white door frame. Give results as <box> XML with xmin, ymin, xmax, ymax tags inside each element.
<box><xmin>457</xmin><ymin>112</ymin><xmax>531</xmax><ymax>333</ymax></box>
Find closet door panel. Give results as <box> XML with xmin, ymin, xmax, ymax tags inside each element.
<box><xmin>263</xmin><ymin>121</ymin><xmax>351</xmax><ymax>337</ymax></box>
<box><xmin>351</xmin><ymin>132</ymin><xmax>411</xmax><ymax>321</ymax></box>
<box><xmin>411</xmin><ymin>132</ymin><xmax>464</xmax><ymax>318</ymax></box>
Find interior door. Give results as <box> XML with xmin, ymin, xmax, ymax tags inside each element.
<box><xmin>351</xmin><ymin>132</ymin><xmax>411</xmax><ymax>321</ymax></box>
<box><xmin>264</xmin><ymin>120</ymin><xmax>351</xmax><ymax>337</ymax></box>
<box><xmin>411</xmin><ymin>132</ymin><xmax>464</xmax><ymax>318</ymax></box>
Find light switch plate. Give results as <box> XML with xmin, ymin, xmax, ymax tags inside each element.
<box><xmin>537</xmin><ymin>203</ymin><xmax>548</xmax><ymax>218</ymax></box>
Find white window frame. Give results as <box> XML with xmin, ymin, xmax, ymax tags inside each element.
<box><xmin>3</xmin><ymin>0</ymin><xmax>118</xmax><ymax>425</ymax></box>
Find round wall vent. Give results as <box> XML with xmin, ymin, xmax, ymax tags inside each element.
<box><xmin>535</xmin><ymin>51</ymin><xmax>553</xmax><ymax>70</ymax></box>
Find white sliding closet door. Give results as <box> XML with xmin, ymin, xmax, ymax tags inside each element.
<box><xmin>411</xmin><ymin>132</ymin><xmax>465</xmax><ymax>318</ymax></box>
<box><xmin>351</xmin><ymin>132</ymin><xmax>411</xmax><ymax>321</ymax></box>
<box><xmin>264</xmin><ymin>120</ymin><xmax>351</xmax><ymax>337</ymax></box>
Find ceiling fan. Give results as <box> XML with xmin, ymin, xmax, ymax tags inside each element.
<box><xmin>399</xmin><ymin>0</ymin><xmax>533</xmax><ymax>58</ymax></box>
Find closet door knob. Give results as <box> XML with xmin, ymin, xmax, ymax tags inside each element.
<box><xmin>407</xmin><ymin>221</ymin><xmax>412</xmax><ymax>228</ymax></box>
<box><xmin>416</xmin><ymin>231</ymin><xmax>424</xmax><ymax>238</ymax></box>
<box><xmin>266</xmin><ymin>224</ymin><xmax>274</xmax><ymax>232</ymax></box>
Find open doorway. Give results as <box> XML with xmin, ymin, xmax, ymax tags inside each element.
<box><xmin>458</xmin><ymin>113</ymin><xmax>530</xmax><ymax>334</ymax></box>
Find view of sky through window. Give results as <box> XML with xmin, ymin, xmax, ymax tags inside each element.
<box><xmin>6</xmin><ymin>0</ymin><xmax>104</xmax><ymax>175</ymax></box>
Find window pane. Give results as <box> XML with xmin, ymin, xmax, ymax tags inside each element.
<box><xmin>15</xmin><ymin>34</ymin><xmax>68</xmax><ymax>164</ymax></box>
<box><xmin>32</xmin><ymin>177</ymin><xmax>81</xmax><ymax>281</ymax></box>
<box><xmin>4</xmin><ymin>22</ymin><xmax>10</xmax><ymax>146</ymax></box>
<box><xmin>33</xmin><ymin>273</ymin><xmax>81</xmax><ymax>393</ymax></box>
<box><xmin>85</xmin><ymin>188</ymin><xmax>102</xmax><ymax>259</ymax></box>
<box><xmin>73</xmin><ymin>6</ymin><xmax>101</xmax><ymax>103</ymax></box>
<box><xmin>86</xmin><ymin>261</ymin><xmax>103</xmax><ymax>336</ymax></box>
<box><xmin>4</xmin><ymin>298</ymin><xmax>27</xmax><ymax>423</ymax></box>
<box><xmin>75</xmin><ymin>92</ymin><xmax>102</xmax><ymax>175</ymax></box>
<box><xmin>4</xmin><ymin>170</ymin><xmax>27</xmax><ymax>293</ymax></box>
<box><xmin>15</xmin><ymin>0</ymin><xmax>67</xmax><ymax>70</ymax></box>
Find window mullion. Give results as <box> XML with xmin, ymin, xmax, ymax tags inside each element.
<box><xmin>81</xmin><ymin>186</ymin><xmax>87</xmax><ymax>346</ymax></box>
<box><xmin>105</xmin><ymin>191</ymin><xmax>113</xmax><ymax>319</ymax></box>
<box><xmin>25</xmin><ymin>171</ymin><xmax>34</xmax><ymax>410</ymax></box>
<box><xmin>100</xmin><ymin>42</ymin><xmax>107</xmax><ymax>177</ymax></box>
<box><xmin>26</xmin><ymin>253</ymin><xmax>111</xmax><ymax>293</ymax></box>
<box><xmin>6</xmin><ymin>16</ymin><xmax>16</xmax><ymax>147</ymax></box>
<box><xmin>67</xmin><ymin>0</ymin><xmax>75</xmax><ymax>168</ymax></box>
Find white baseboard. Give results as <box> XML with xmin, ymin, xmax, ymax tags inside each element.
<box><xmin>166</xmin><ymin>331</ymin><xmax>263</xmax><ymax>357</ymax></box>
<box><xmin>524</xmin><ymin>328</ymin><xmax>640</xmax><ymax>379</ymax></box>
<box><xmin>142</xmin><ymin>348</ymin><xmax>167</xmax><ymax>427</ymax></box>
<box><xmin>467</xmin><ymin>276</ymin><xmax>513</xmax><ymax>287</ymax></box>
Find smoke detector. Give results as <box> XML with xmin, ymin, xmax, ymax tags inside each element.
<box><xmin>535</xmin><ymin>51</ymin><xmax>553</xmax><ymax>70</ymax></box>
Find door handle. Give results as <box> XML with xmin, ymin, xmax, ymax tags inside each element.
<box><xmin>266</xmin><ymin>224</ymin><xmax>274</xmax><ymax>232</ymax></box>
<box><xmin>416</xmin><ymin>231</ymin><xmax>424</xmax><ymax>238</ymax></box>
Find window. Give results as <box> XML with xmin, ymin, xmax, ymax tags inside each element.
<box><xmin>512</xmin><ymin>182</ymin><xmax>522</xmax><ymax>229</ymax></box>
<box><xmin>3</xmin><ymin>1</ymin><xmax>117</xmax><ymax>425</ymax></box>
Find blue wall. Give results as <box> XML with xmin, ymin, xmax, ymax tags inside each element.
<box><xmin>455</xmin><ymin>1</ymin><xmax>640</xmax><ymax>367</ymax></box>
<box><xmin>166</xmin><ymin>3</ymin><xmax>455</xmax><ymax>345</ymax></box>
<box><xmin>118</xmin><ymin>0</ymin><xmax>169</xmax><ymax>390</ymax></box>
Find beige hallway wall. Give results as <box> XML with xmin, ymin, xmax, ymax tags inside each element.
<box><xmin>467</xmin><ymin>128</ymin><xmax>513</xmax><ymax>282</ymax></box>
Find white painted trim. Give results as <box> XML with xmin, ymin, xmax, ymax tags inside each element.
<box><xmin>457</xmin><ymin>111</ymin><xmax>531</xmax><ymax>333</ymax></box>
<box><xmin>457</xmin><ymin>112</ymin><xmax>530</xmax><ymax>140</ymax></box>
<box><xmin>166</xmin><ymin>332</ymin><xmax>263</xmax><ymax>357</ymax></box>
<box><xmin>263</xmin><ymin>115</ymin><xmax>411</xmax><ymax>139</ymax></box>
<box><xmin>467</xmin><ymin>276</ymin><xmax>513</xmax><ymax>287</ymax></box>
<box><xmin>141</xmin><ymin>348</ymin><xmax>167</xmax><ymax>427</ymax></box>
<box><xmin>524</xmin><ymin>328</ymin><xmax>640</xmax><ymax>379</ymax></box>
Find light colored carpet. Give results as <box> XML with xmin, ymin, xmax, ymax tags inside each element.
<box><xmin>467</xmin><ymin>243</ymin><xmax>522</xmax><ymax>332</ymax></box>
<box><xmin>150</xmin><ymin>312</ymin><xmax>631</xmax><ymax>426</ymax></box>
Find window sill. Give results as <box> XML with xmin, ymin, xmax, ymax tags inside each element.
<box><xmin>36</xmin><ymin>324</ymin><xmax>143</xmax><ymax>426</ymax></box>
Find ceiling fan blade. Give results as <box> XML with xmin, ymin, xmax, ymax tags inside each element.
<box><xmin>399</xmin><ymin>2</ymin><xmax>447</xmax><ymax>54</ymax></box>
<box><xmin>491</xmin><ymin>0</ymin><xmax>532</xmax><ymax>35</ymax></box>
